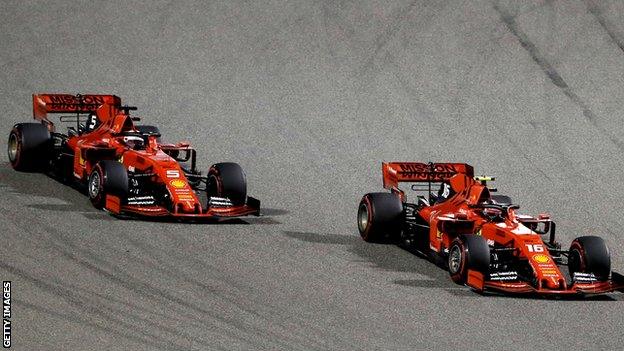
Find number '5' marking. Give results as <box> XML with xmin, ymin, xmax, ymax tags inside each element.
<box><xmin>166</xmin><ymin>170</ymin><xmax>180</xmax><ymax>178</ymax></box>
<box><xmin>88</xmin><ymin>115</ymin><xmax>97</xmax><ymax>129</ymax></box>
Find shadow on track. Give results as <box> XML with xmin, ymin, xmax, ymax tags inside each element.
<box><xmin>284</xmin><ymin>231</ymin><xmax>624</xmax><ymax>300</ymax></box>
<box><xmin>0</xmin><ymin>163</ymin><xmax>114</xmax><ymax>220</ymax></box>
<box><xmin>0</xmin><ymin>163</ymin><xmax>283</xmax><ymax>224</ymax></box>
<box><xmin>283</xmin><ymin>230</ymin><xmax>475</xmax><ymax>296</ymax></box>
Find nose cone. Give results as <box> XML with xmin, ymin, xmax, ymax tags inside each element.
<box><xmin>166</xmin><ymin>178</ymin><xmax>201</xmax><ymax>213</ymax></box>
<box><xmin>530</xmin><ymin>253</ymin><xmax>565</xmax><ymax>290</ymax></box>
<box><xmin>543</xmin><ymin>277</ymin><xmax>561</xmax><ymax>289</ymax></box>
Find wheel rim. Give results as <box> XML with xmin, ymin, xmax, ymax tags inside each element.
<box><xmin>357</xmin><ymin>203</ymin><xmax>369</xmax><ymax>233</ymax></box>
<box><xmin>449</xmin><ymin>245</ymin><xmax>462</xmax><ymax>274</ymax></box>
<box><xmin>8</xmin><ymin>133</ymin><xmax>18</xmax><ymax>162</ymax></box>
<box><xmin>89</xmin><ymin>172</ymin><xmax>101</xmax><ymax>199</ymax></box>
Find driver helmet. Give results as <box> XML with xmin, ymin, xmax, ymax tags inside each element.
<box><xmin>121</xmin><ymin>135</ymin><xmax>145</xmax><ymax>150</ymax></box>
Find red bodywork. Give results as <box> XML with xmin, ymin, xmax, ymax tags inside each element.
<box><xmin>382</xmin><ymin>162</ymin><xmax>624</xmax><ymax>295</ymax></box>
<box><xmin>33</xmin><ymin>94</ymin><xmax>259</xmax><ymax>219</ymax></box>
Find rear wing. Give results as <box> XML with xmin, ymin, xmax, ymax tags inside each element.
<box><xmin>33</xmin><ymin>94</ymin><xmax>121</xmax><ymax>121</ymax></box>
<box><xmin>382</xmin><ymin>162</ymin><xmax>474</xmax><ymax>189</ymax></box>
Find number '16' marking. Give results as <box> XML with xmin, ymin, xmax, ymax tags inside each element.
<box><xmin>526</xmin><ymin>244</ymin><xmax>544</xmax><ymax>252</ymax></box>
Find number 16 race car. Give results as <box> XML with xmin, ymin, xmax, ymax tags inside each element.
<box><xmin>358</xmin><ymin>162</ymin><xmax>624</xmax><ymax>296</ymax></box>
<box><xmin>8</xmin><ymin>94</ymin><xmax>260</xmax><ymax>220</ymax></box>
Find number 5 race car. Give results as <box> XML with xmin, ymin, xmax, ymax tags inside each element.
<box><xmin>358</xmin><ymin>162</ymin><xmax>624</xmax><ymax>296</ymax></box>
<box><xmin>8</xmin><ymin>94</ymin><xmax>260</xmax><ymax>220</ymax></box>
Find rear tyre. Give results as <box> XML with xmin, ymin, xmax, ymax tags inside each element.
<box><xmin>448</xmin><ymin>234</ymin><xmax>490</xmax><ymax>284</ymax></box>
<box><xmin>88</xmin><ymin>160</ymin><xmax>128</xmax><ymax>209</ymax></box>
<box><xmin>206</xmin><ymin>162</ymin><xmax>247</xmax><ymax>206</ymax></box>
<box><xmin>8</xmin><ymin>123</ymin><xmax>51</xmax><ymax>171</ymax></box>
<box><xmin>357</xmin><ymin>192</ymin><xmax>403</xmax><ymax>243</ymax></box>
<box><xmin>568</xmin><ymin>236</ymin><xmax>610</xmax><ymax>281</ymax></box>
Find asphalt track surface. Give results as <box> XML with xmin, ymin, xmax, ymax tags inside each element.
<box><xmin>2</xmin><ymin>1</ymin><xmax>624</xmax><ymax>350</ymax></box>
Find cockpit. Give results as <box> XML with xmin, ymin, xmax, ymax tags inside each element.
<box><xmin>111</xmin><ymin>112</ymin><xmax>149</xmax><ymax>150</ymax></box>
<box><xmin>119</xmin><ymin>134</ymin><xmax>146</xmax><ymax>150</ymax></box>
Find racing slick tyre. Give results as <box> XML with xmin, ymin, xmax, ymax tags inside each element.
<box><xmin>207</xmin><ymin>162</ymin><xmax>247</xmax><ymax>206</ymax></box>
<box><xmin>357</xmin><ymin>192</ymin><xmax>403</xmax><ymax>243</ymax></box>
<box><xmin>8</xmin><ymin>123</ymin><xmax>51</xmax><ymax>171</ymax></box>
<box><xmin>88</xmin><ymin>160</ymin><xmax>129</xmax><ymax>209</ymax></box>
<box><xmin>135</xmin><ymin>125</ymin><xmax>161</xmax><ymax>142</ymax></box>
<box><xmin>448</xmin><ymin>234</ymin><xmax>490</xmax><ymax>284</ymax></box>
<box><xmin>568</xmin><ymin>236</ymin><xmax>611</xmax><ymax>282</ymax></box>
<box><xmin>490</xmin><ymin>194</ymin><xmax>513</xmax><ymax>205</ymax></box>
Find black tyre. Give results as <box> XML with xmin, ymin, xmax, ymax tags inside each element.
<box><xmin>207</xmin><ymin>162</ymin><xmax>247</xmax><ymax>206</ymax></box>
<box><xmin>357</xmin><ymin>192</ymin><xmax>403</xmax><ymax>243</ymax></box>
<box><xmin>568</xmin><ymin>236</ymin><xmax>610</xmax><ymax>281</ymax></box>
<box><xmin>88</xmin><ymin>160</ymin><xmax>128</xmax><ymax>209</ymax></box>
<box><xmin>136</xmin><ymin>125</ymin><xmax>161</xmax><ymax>141</ymax></box>
<box><xmin>491</xmin><ymin>194</ymin><xmax>513</xmax><ymax>205</ymax></box>
<box><xmin>448</xmin><ymin>234</ymin><xmax>490</xmax><ymax>284</ymax></box>
<box><xmin>8</xmin><ymin>123</ymin><xmax>51</xmax><ymax>171</ymax></box>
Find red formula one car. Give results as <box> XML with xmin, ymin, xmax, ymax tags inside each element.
<box><xmin>358</xmin><ymin>162</ymin><xmax>624</xmax><ymax>296</ymax></box>
<box><xmin>8</xmin><ymin>94</ymin><xmax>260</xmax><ymax>219</ymax></box>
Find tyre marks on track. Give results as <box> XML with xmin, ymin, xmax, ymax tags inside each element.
<box><xmin>586</xmin><ymin>1</ymin><xmax>624</xmax><ymax>54</ymax></box>
<box><xmin>493</xmin><ymin>4</ymin><xmax>623</xmax><ymax>150</ymax></box>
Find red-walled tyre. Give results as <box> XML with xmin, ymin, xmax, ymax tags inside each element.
<box><xmin>357</xmin><ymin>192</ymin><xmax>403</xmax><ymax>243</ymax></box>
<box><xmin>207</xmin><ymin>162</ymin><xmax>247</xmax><ymax>206</ymax></box>
<box><xmin>569</xmin><ymin>236</ymin><xmax>610</xmax><ymax>282</ymax></box>
<box><xmin>448</xmin><ymin>234</ymin><xmax>490</xmax><ymax>284</ymax></box>
<box><xmin>88</xmin><ymin>160</ymin><xmax>128</xmax><ymax>209</ymax></box>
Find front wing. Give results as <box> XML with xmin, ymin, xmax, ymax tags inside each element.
<box><xmin>467</xmin><ymin>270</ymin><xmax>624</xmax><ymax>296</ymax></box>
<box><xmin>104</xmin><ymin>195</ymin><xmax>261</xmax><ymax>219</ymax></box>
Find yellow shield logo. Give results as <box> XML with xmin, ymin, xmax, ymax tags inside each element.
<box><xmin>169</xmin><ymin>179</ymin><xmax>186</xmax><ymax>189</ymax></box>
<box><xmin>533</xmin><ymin>254</ymin><xmax>550</xmax><ymax>264</ymax></box>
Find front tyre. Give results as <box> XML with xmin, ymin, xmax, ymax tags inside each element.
<box><xmin>568</xmin><ymin>236</ymin><xmax>610</xmax><ymax>281</ymax></box>
<box><xmin>206</xmin><ymin>162</ymin><xmax>247</xmax><ymax>206</ymax></box>
<box><xmin>357</xmin><ymin>192</ymin><xmax>403</xmax><ymax>243</ymax></box>
<box><xmin>135</xmin><ymin>125</ymin><xmax>161</xmax><ymax>142</ymax></box>
<box><xmin>448</xmin><ymin>234</ymin><xmax>490</xmax><ymax>284</ymax></box>
<box><xmin>88</xmin><ymin>160</ymin><xmax>128</xmax><ymax>209</ymax></box>
<box><xmin>8</xmin><ymin>123</ymin><xmax>51</xmax><ymax>171</ymax></box>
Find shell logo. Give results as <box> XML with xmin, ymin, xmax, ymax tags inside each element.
<box><xmin>169</xmin><ymin>179</ymin><xmax>187</xmax><ymax>189</ymax></box>
<box><xmin>533</xmin><ymin>254</ymin><xmax>550</xmax><ymax>264</ymax></box>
